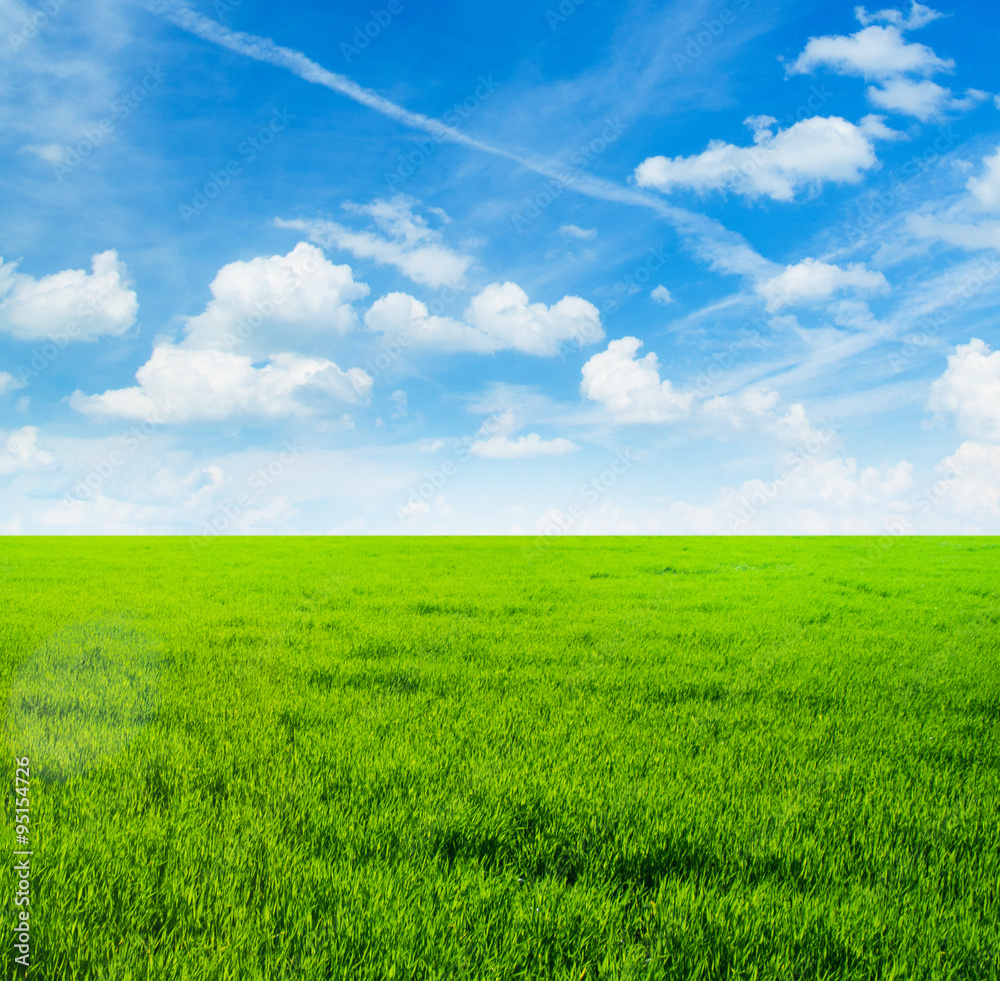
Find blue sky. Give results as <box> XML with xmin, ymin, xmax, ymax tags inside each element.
<box><xmin>1</xmin><ymin>0</ymin><xmax>999</xmax><ymax>534</ymax></box>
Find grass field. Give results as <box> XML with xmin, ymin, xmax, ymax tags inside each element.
<box><xmin>2</xmin><ymin>536</ymin><xmax>999</xmax><ymax>980</ymax></box>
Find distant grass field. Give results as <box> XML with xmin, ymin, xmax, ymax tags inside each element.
<box><xmin>2</xmin><ymin>537</ymin><xmax>999</xmax><ymax>980</ymax></box>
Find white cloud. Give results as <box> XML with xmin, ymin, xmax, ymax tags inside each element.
<box><xmin>396</xmin><ymin>499</ymin><xmax>430</xmax><ymax>520</ymax></box>
<box><xmin>786</xmin><ymin>7</ymin><xmax>987</xmax><ymax>121</ymax></box>
<box><xmin>928</xmin><ymin>338</ymin><xmax>1000</xmax><ymax>441</ymax></box>
<box><xmin>0</xmin><ymin>250</ymin><xmax>138</xmax><ymax>341</ymax></box>
<box><xmin>716</xmin><ymin>455</ymin><xmax>914</xmax><ymax>532</ymax></box>
<box><xmin>967</xmin><ymin>145</ymin><xmax>1000</xmax><ymax>211</ymax></box>
<box><xmin>0</xmin><ymin>370</ymin><xmax>25</xmax><ymax>396</ymax></box>
<box><xmin>934</xmin><ymin>440</ymin><xmax>1000</xmax><ymax>516</ymax></box>
<box><xmin>390</xmin><ymin>390</ymin><xmax>408</xmax><ymax>419</ymax></box>
<box><xmin>756</xmin><ymin>258</ymin><xmax>889</xmax><ymax>311</ymax></box>
<box><xmin>69</xmin><ymin>344</ymin><xmax>372</xmax><ymax>423</ymax></box>
<box><xmin>702</xmin><ymin>387</ymin><xmax>781</xmax><ymax>427</ymax></box>
<box><xmin>580</xmin><ymin>337</ymin><xmax>694</xmax><ymax>423</ymax></box>
<box><xmin>907</xmin><ymin>215</ymin><xmax>1000</xmax><ymax>251</ymax></box>
<box><xmin>650</xmin><ymin>285</ymin><xmax>673</xmax><ymax>305</ymax></box>
<box><xmin>855</xmin><ymin>3</ymin><xmax>944</xmax><ymax>30</ymax></box>
<box><xmin>906</xmin><ymin>146</ymin><xmax>1000</xmax><ymax>251</ymax></box>
<box><xmin>787</xmin><ymin>22</ymin><xmax>952</xmax><ymax>80</ymax></box>
<box><xmin>63</xmin><ymin>244</ymin><xmax>377</xmax><ymax>424</ymax></box>
<box><xmin>182</xmin><ymin>242</ymin><xmax>369</xmax><ymax>353</ymax></box>
<box><xmin>702</xmin><ymin>392</ymin><xmax>834</xmax><ymax>447</ymax></box>
<box><xmin>767</xmin><ymin>402</ymin><xmax>834</xmax><ymax>447</ymax></box>
<box><xmin>277</xmin><ymin>197</ymin><xmax>472</xmax><ymax>288</ymax></box>
<box><xmin>366</xmin><ymin>293</ymin><xmax>492</xmax><ymax>353</ymax></box>
<box><xmin>0</xmin><ymin>426</ymin><xmax>54</xmax><ymax>474</ymax></box>
<box><xmin>19</xmin><ymin>143</ymin><xmax>64</xmax><ymax>164</ymax></box>
<box><xmin>866</xmin><ymin>78</ymin><xmax>988</xmax><ymax>120</ymax></box>
<box><xmin>559</xmin><ymin>224</ymin><xmax>597</xmax><ymax>240</ymax></box>
<box><xmin>857</xmin><ymin>113</ymin><xmax>906</xmax><ymax>139</ymax></box>
<box><xmin>581</xmin><ymin>337</ymin><xmax>837</xmax><ymax>448</ymax></box>
<box><xmin>470</xmin><ymin>433</ymin><xmax>579</xmax><ymax>458</ymax></box>
<box><xmin>365</xmin><ymin>282</ymin><xmax>603</xmax><ymax>356</ymax></box>
<box><xmin>39</xmin><ymin>463</ymin><xmax>298</xmax><ymax>534</ymax></box>
<box><xmin>634</xmin><ymin>115</ymin><xmax>881</xmax><ymax>202</ymax></box>
<box><xmin>465</xmin><ymin>283</ymin><xmax>603</xmax><ymax>355</ymax></box>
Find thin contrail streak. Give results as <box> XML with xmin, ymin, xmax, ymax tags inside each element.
<box><xmin>154</xmin><ymin>1</ymin><xmax>775</xmax><ymax>281</ymax></box>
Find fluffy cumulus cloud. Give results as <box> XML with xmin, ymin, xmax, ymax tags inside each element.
<box><xmin>928</xmin><ymin>338</ymin><xmax>1000</xmax><ymax>441</ymax></box>
<box><xmin>0</xmin><ymin>250</ymin><xmax>138</xmax><ymax>341</ymax></box>
<box><xmin>756</xmin><ymin>258</ymin><xmax>889</xmax><ymax>311</ymax></box>
<box><xmin>865</xmin><ymin>78</ymin><xmax>986</xmax><ymax>121</ymax></box>
<box><xmin>634</xmin><ymin>115</ymin><xmax>881</xmax><ymax>202</ymax></box>
<box><xmin>70</xmin><ymin>344</ymin><xmax>372</xmax><ymax>423</ymax></box>
<box><xmin>933</xmin><ymin>441</ymin><xmax>1000</xmax><ymax>518</ymax></box>
<box><xmin>182</xmin><ymin>242</ymin><xmax>369</xmax><ymax>353</ymax></box>
<box><xmin>277</xmin><ymin>197</ymin><xmax>472</xmax><ymax>289</ymax></box>
<box><xmin>0</xmin><ymin>426</ymin><xmax>54</xmax><ymax>474</ymax></box>
<box><xmin>67</xmin><ymin>243</ymin><xmax>376</xmax><ymax>423</ymax></box>
<box><xmin>580</xmin><ymin>337</ymin><xmax>694</xmax><ymax>423</ymax></box>
<box><xmin>787</xmin><ymin>4</ymin><xmax>986</xmax><ymax>120</ymax></box>
<box><xmin>788</xmin><ymin>19</ymin><xmax>951</xmax><ymax>79</ymax></box>
<box><xmin>581</xmin><ymin>338</ymin><xmax>836</xmax><ymax>447</ymax></box>
<box><xmin>365</xmin><ymin>282</ymin><xmax>603</xmax><ymax>356</ymax></box>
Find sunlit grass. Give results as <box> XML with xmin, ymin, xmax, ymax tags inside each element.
<box><xmin>1</xmin><ymin>537</ymin><xmax>998</xmax><ymax>979</ymax></box>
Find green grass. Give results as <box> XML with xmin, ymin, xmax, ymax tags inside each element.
<box><xmin>1</xmin><ymin>536</ymin><xmax>999</xmax><ymax>980</ymax></box>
